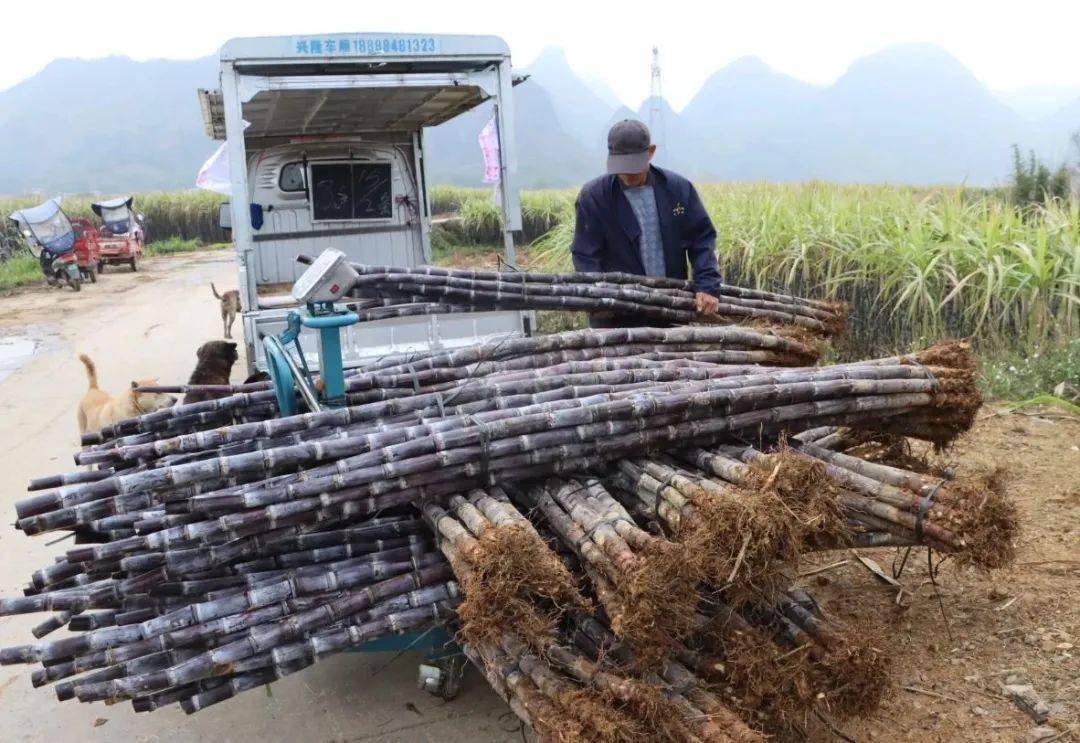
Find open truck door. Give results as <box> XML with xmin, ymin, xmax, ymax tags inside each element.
<box><xmin>198</xmin><ymin>33</ymin><xmax>529</xmax><ymax>374</ymax></box>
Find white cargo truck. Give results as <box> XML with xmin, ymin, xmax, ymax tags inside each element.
<box><xmin>198</xmin><ymin>32</ymin><xmax>530</xmax><ymax>374</ymax></box>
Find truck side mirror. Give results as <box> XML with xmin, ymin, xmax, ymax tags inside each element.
<box><xmin>218</xmin><ymin>203</ymin><xmax>232</xmax><ymax>231</ymax></box>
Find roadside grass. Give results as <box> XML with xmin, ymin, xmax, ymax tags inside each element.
<box><xmin>0</xmin><ymin>240</ymin><xmax>231</xmax><ymax>291</ymax></box>
<box><xmin>145</xmin><ymin>238</ymin><xmax>230</xmax><ymax>257</ymax></box>
<box><xmin>0</xmin><ymin>254</ymin><xmax>42</xmax><ymax>291</ymax></box>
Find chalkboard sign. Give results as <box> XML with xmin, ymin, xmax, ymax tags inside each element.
<box><xmin>310</xmin><ymin>162</ymin><xmax>392</xmax><ymax>221</ymax></box>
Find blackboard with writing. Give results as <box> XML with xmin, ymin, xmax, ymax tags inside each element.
<box><xmin>311</xmin><ymin>163</ymin><xmax>392</xmax><ymax>221</ymax></box>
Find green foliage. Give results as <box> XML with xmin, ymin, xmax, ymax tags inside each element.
<box><xmin>1002</xmin><ymin>395</ymin><xmax>1080</xmax><ymax>416</ymax></box>
<box><xmin>525</xmin><ymin>182</ymin><xmax>1080</xmax><ymax>358</ymax></box>
<box><xmin>534</xmin><ymin>310</ymin><xmax>588</xmax><ymax>335</ymax></box>
<box><xmin>1010</xmin><ymin>145</ymin><xmax>1072</xmax><ymax>208</ymax></box>
<box><xmin>0</xmin><ymin>190</ymin><xmax>228</xmax><ymax>254</ymax></box>
<box><xmin>428</xmin><ymin>186</ymin><xmax>574</xmax><ymax>244</ymax></box>
<box><xmin>145</xmin><ymin>238</ymin><xmax>228</xmax><ymax>256</ymax></box>
<box><xmin>979</xmin><ymin>338</ymin><xmax>1080</xmax><ymax>400</ymax></box>
<box><xmin>0</xmin><ymin>254</ymin><xmax>42</xmax><ymax>291</ymax></box>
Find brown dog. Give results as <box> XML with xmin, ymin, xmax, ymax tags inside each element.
<box><xmin>77</xmin><ymin>354</ymin><xmax>176</xmax><ymax>435</ymax></box>
<box><xmin>184</xmin><ymin>340</ymin><xmax>240</xmax><ymax>405</ymax></box>
<box><xmin>211</xmin><ymin>283</ymin><xmax>241</xmax><ymax>339</ymax></box>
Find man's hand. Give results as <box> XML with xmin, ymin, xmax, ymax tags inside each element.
<box><xmin>694</xmin><ymin>291</ymin><xmax>720</xmax><ymax>315</ymax></box>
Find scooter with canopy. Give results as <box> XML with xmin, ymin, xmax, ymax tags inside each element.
<box><xmin>9</xmin><ymin>198</ymin><xmax>83</xmax><ymax>291</ymax></box>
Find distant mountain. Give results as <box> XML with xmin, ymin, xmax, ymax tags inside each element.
<box><xmin>998</xmin><ymin>84</ymin><xmax>1080</xmax><ymax>121</ymax></box>
<box><xmin>1041</xmin><ymin>97</ymin><xmax>1080</xmax><ymax>162</ymax></box>
<box><xmin>580</xmin><ymin>73</ymin><xmax>625</xmax><ymax>111</ymax></box>
<box><xmin>747</xmin><ymin>44</ymin><xmax>1036</xmax><ymax>184</ymax></box>
<box><xmin>634</xmin><ymin>96</ymin><xmax>711</xmax><ymax>179</ymax></box>
<box><xmin>679</xmin><ymin>56</ymin><xmax>819</xmax><ymax>176</ymax></box>
<box><xmin>520</xmin><ymin>47</ymin><xmax>619</xmax><ymax>154</ymax></box>
<box><xmin>0</xmin><ymin>43</ymin><xmax>1077</xmax><ymax>194</ymax></box>
<box><xmin>0</xmin><ymin>56</ymin><xmax>217</xmax><ymax>194</ymax></box>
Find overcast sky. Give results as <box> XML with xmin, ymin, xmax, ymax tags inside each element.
<box><xmin>4</xmin><ymin>0</ymin><xmax>1079</xmax><ymax>109</ymax></box>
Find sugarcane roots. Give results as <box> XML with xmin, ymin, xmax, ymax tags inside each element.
<box><xmin>711</xmin><ymin>625</ymin><xmax>823</xmax><ymax>729</ymax></box>
<box><xmin>931</xmin><ymin>467</ymin><xmax>1018</xmax><ymax>569</ymax></box>
<box><xmin>887</xmin><ymin>340</ymin><xmax>984</xmax><ymax>446</ymax></box>
<box><xmin>549</xmin><ymin>682</ymin><xmax>702</xmax><ymax>743</ymax></box>
<box><xmin>745</xmin><ymin>321</ymin><xmax>831</xmax><ymax>361</ymax></box>
<box><xmin>455</xmin><ymin>524</ymin><xmax>589</xmax><ymax>648</ymax></box>
<box><xmin>808</xmin><ymin>618</ymin><xmax>892</xmax><ymax>719</ymax></box>
<box><xmin>678</xmin><ymin>485</ymin><xmax>802</xmax><ymax>602</ymax></box>
<box><xmin>741</xmin><ymin>450</ymin><xmax>850</xmax><ymax>559</ymax></box>
<box><xmin>711</xmin><ymin>617</ymin><xmax>890</xmax><ymax>728</ymax></box>
<box><xmin>598</xmin><ymin>539</ymin><xmax>700</xmax><ymax>667</ymax></box>
<box><xmin>531</xmin><ymin>685</ymin><xmax>682</xmax><ymax>743</ymax></box>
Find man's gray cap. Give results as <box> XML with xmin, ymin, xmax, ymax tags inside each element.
<box><xmin>606</xmin><ymin>119</ymin><xmax>652</xmax><ymax>175</ymax></box>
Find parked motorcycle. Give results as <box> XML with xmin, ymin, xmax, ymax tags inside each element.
<box><xmin>9</xmin><ymin>198</ymin><xmax>83</xmax><ymax>291</ymax></box>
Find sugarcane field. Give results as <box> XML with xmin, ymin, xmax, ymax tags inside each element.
<box><xmin>1</xmin><ymin>14</ymin><xmax>1080</xmax><ymax>743</ymax></box>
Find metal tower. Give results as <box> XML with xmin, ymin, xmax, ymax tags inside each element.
<box><xmin>648</xmin><ymin>46</ymin><xmax>665</xmax><ymax>150</ymax></box>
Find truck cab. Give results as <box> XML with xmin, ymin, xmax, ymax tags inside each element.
<box><xmin>199</xmin><ymin>33</ymin><xmax>529</xmax><ymax>374</ymax></box>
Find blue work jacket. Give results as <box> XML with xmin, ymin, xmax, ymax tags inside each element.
<box><xmin>570</xmin><ymin>167</ymin><xmax>721</xmax><ymax>305</ymax></box>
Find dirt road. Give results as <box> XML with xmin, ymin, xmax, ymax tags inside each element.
<box><xmin>0</xmin><ymin>252</ymin><xmax>519</xmax><ymax>743</ymax></box>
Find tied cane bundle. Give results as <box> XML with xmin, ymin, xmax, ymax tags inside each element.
<box><xmin>291</xmin><ymin>258</ymin><xmax>847</xmax><ymax>336</ymax></box>
<box><xmin>0</xmin><ymin>297</ymin><xmax>1018</xmax><ymax>738</ymax></box>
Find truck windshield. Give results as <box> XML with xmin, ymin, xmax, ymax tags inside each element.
<box><xmin>310</xmin><ymin>162</ymin><xmax>392</xmax><ymax>221</ymax></box>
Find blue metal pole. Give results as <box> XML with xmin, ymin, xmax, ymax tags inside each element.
<box><xmin>301</xmin><ymin>309</ymin><xmax>358</xmax><ymax>408</ymax></box>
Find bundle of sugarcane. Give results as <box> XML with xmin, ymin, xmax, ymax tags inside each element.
<box><xmin>411</xmin><ymin>474</ymin><xmax>891</xmax><ymax>737</ymax></box>
<box><xmin>674</xmin><ymin>439</ymin><xmax>1017</xmax><ymax>569</ymax></box>
<box><xmin>493</xmin><ymin>470</ymin><xmax>894</xmax><ymax>731</ymax></box>
<box><xmin>15</xmin><ymin>343</ymin><xmax>981</xmax><ymax>553</ymax></box>
<box><xmin>678</xmin><ymin>586</ymin><xmax>891</xmax><ymax>732</ymax></box>
<box><xmin>421</xmin><ymin>488</ymin><xmax>761</xmax><ymax>741</ymax></box>
<box><xmin>0</xmin><ymin>512</ymin><xmax>462</xmax><ymax>712</ymax></box>
<box><xmin>0</xmin><ymin>326</ymin><xmax>1002</xmax><ymax>734</ymax></box>
<box><xmin>92</xmin><ymin>325</ymin><xmax>823</xmax><ymax>447</ymax></box>
<box><xmin>420</xmin><ymin>488</ymin><xmax>588</xmax><ymax>646</ymax></box>
<box><xmin>505</xmin><ymin>477</ymin><xmax>699</xmax><ymax>662</ymax></box>
<box><xmin>299</xmin><ymin>257</ymin><xmax>847</xmax><ymax>336</ymax></box>
<box><xmin>343</xmin><ymin>266</ymin><xmax>845</xmax><ymax>335</ymax></box>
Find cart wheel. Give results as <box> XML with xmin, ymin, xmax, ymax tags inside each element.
<box><xmin>129</xmin><ymin>255</ymin><xmax>138</xmax><ymax>272</ymax></box>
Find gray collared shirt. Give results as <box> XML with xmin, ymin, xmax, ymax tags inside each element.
<box><xmin>622</xmin><ymin>184</ymin><xmax>666</xmax><ymax>278</ymax></box>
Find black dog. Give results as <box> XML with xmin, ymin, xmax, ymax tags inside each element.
<box><xmin>183</xmin><ymin>341</ymin><xmax>240</xmax><ymax>405</ymax></box>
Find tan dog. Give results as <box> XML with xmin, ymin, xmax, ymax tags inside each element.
<box><xmin>76</xmin><ymin>354</ymin><xmax>176</xmax><ymax>435</ymax></box>
<box><xmin>211</xmin><ymin>283</ymin><xmax>242</xmax><ymax>339</ymax></box>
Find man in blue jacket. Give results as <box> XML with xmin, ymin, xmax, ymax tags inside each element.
<box><xmin>571</xmin><ymin>119</ymin><xmax>721</xmax><ymax>327</ymax></box>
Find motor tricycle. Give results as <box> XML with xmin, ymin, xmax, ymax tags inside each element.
<box><xmin>91</xmin><ymin>196</ymin><xmax>144</xmax><ymax>272</ymax></box>
<box><xmin>9</xmin><ymin>198</ymin><xmax>83</xmax><ymax>291</ymax></box>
